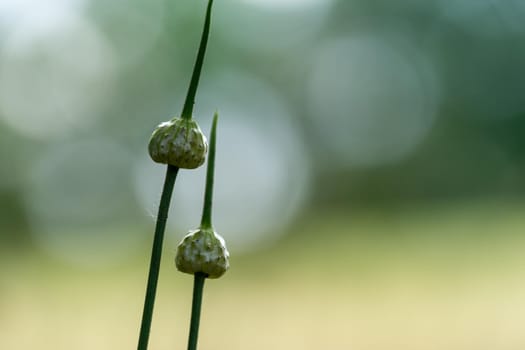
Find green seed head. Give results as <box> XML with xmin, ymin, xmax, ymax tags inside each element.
<box><xmin>175</xmin><ymin>228</ymin><xmax>229</xmax><ymax>279</ymax></box>
<box><xmin>148</xmin><ymin>117</ymin><xmax>208</xmax><ymax>169</ymax></box>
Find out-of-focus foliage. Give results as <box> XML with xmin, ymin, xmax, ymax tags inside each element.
<box><xmin>1</xmin><ymin>1</ymin><xmax>525</xmax><ymax>349</ymax></box>
<box><xmin>1</xmin><ymin>0</ymin><xmax>525</xmax><ymax>251</ymax></box>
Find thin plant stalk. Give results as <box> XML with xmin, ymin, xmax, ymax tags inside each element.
<box><xmin>138</xmin><ymin>165</ymin><xmax>179</xmax><ymax>350</ymax></box>
<box><xmin>186</xmin><ymin>112</ymin><xmax>218</xmax><ymax>350</ymax></box>
<box><xmin>187</xmin><ymin>272</ymin><xmax>207</xmax><ymax>350</ymax></box>
<box><xmin>137</xmin><ymin>0</ymin><xmax>215</xmax><ymax>347</ymax></box>
<box><xmin>182</xmin><ymin>0</ymin><xmax>214</xmax><ymax>120</ymax></box>
<box><xmin>200</xmin><ymin>112</ymin><xmax>218</xmax><ymax>230</ymax></box>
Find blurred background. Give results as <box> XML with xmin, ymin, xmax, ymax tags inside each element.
<box><xmin>1</xmin><ymin>0</ymin><xmax>525</xmax><ymax>348</ymax></box>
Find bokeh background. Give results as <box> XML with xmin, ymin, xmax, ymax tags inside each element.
<box><xmin>1</xmin><ymin>0</ymin><xmax>525</xmax><ymax>348</ymax></box>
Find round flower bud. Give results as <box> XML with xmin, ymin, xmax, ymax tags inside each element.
<box><xmin>175</xmin><ymin>228</ymin><xmax>229</xmax><ymax>279</ymax></box>
<box><xmin>148</xmin><ymin>117</ymin><xmax>208</xmax><ymax>169</ymax></box>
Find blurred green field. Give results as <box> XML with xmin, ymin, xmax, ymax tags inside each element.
<box><xmin>2</xmin><ymin>200</ymin><xmax>525</xmax><ymax>350</ymax></box>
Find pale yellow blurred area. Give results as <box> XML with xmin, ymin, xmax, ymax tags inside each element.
<box><xmin>2</xmin><ymin>201</ymin><xmax>525</xmax><ymax>350</ymax></box>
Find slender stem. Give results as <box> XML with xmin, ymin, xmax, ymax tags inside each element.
<box><xmin>181</xmin><ymin>0</ymin><xmax>214</xmax><ymax>120</ymax></box>
<box><xmin>187</xmin><ymin>114</ymin><xmax>217</xmax><ymax>349</ymax></box>
<box><xmin>187</xmin><ymin>273</ymin><xmax>207</xmax><ymax>350</ymax></box>
<box><xmin>138</xmin><ymin>165</ymin><xmax>180</xmax><ymax>350</ymax></box>
<box><xmin>200</xmin><ymin>112</ymin><xmax>218</xmax><ymax>230</ymax></box>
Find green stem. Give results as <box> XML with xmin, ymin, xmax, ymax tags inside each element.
<box><xmin>181</xmin><ymin>0</ymin><xmax>214</xmax><ymax>120</ymax></box>
<box><xmin>187</xmin><ymin>272</ymin><xmax>207</xmax><ymax>350</ymax></box>
<box><xmin>200</xmin><ymin>112</ymin><xmax>218</xmax><ymax>230</ymax></box>
<box><xmin>138</xmin><ymin>165</ymin><xmax>180</xmax><ymax>350</ymax></box>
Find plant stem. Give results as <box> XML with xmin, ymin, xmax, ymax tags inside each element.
<box><xmin>185</xmin><ymin>114</ymin><xmax>217</xmax><ymax>349</ymax></box>
<box><xmin>181</xmin><ymin>0</ymin><xmax>214</xmax><ymax>120</ymax></box>
<box><xmin>187</xmin><ymin>272</ymin><xmax>207</xmax><ymax>350</ymax></box>
<box><xmin>138</xmin><ymin>165</ymin><xmax>180</xmax><ymax>350</ymax></box>
<box><xmin>200</xmin><ymin>112</ymin><xmax>218</xmax><ymax>230</ymax></box>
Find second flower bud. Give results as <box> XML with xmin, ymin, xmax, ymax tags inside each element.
<box><xmin>175</xmin><ymin>228</ymin><xmax>229</xmax><ymax>279</ymax></box>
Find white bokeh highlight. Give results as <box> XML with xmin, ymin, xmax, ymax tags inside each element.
<box><xmin>0</xmin><ymin>0</ymin><xmax>86</xmax><ymax>30</ymax></box>
<box><xmin>0</xmin><ymin>10</ymin><xmax>115</xmax><ymax>140</ymax></box>
<box><xmin>308</xmin><ymin>33</ymin><xmax>441</xmax><ymax>168</ymax></box>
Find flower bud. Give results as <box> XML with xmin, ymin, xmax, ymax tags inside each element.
<box><xmin>175</xmin><ymin>228</ymin><xmax>229</xmax><ymax>279</ymax></box>
<box><xmin>148</xmin><ymin>118</ymin><xmax>208</xmax><ymax>169</ymax></box>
